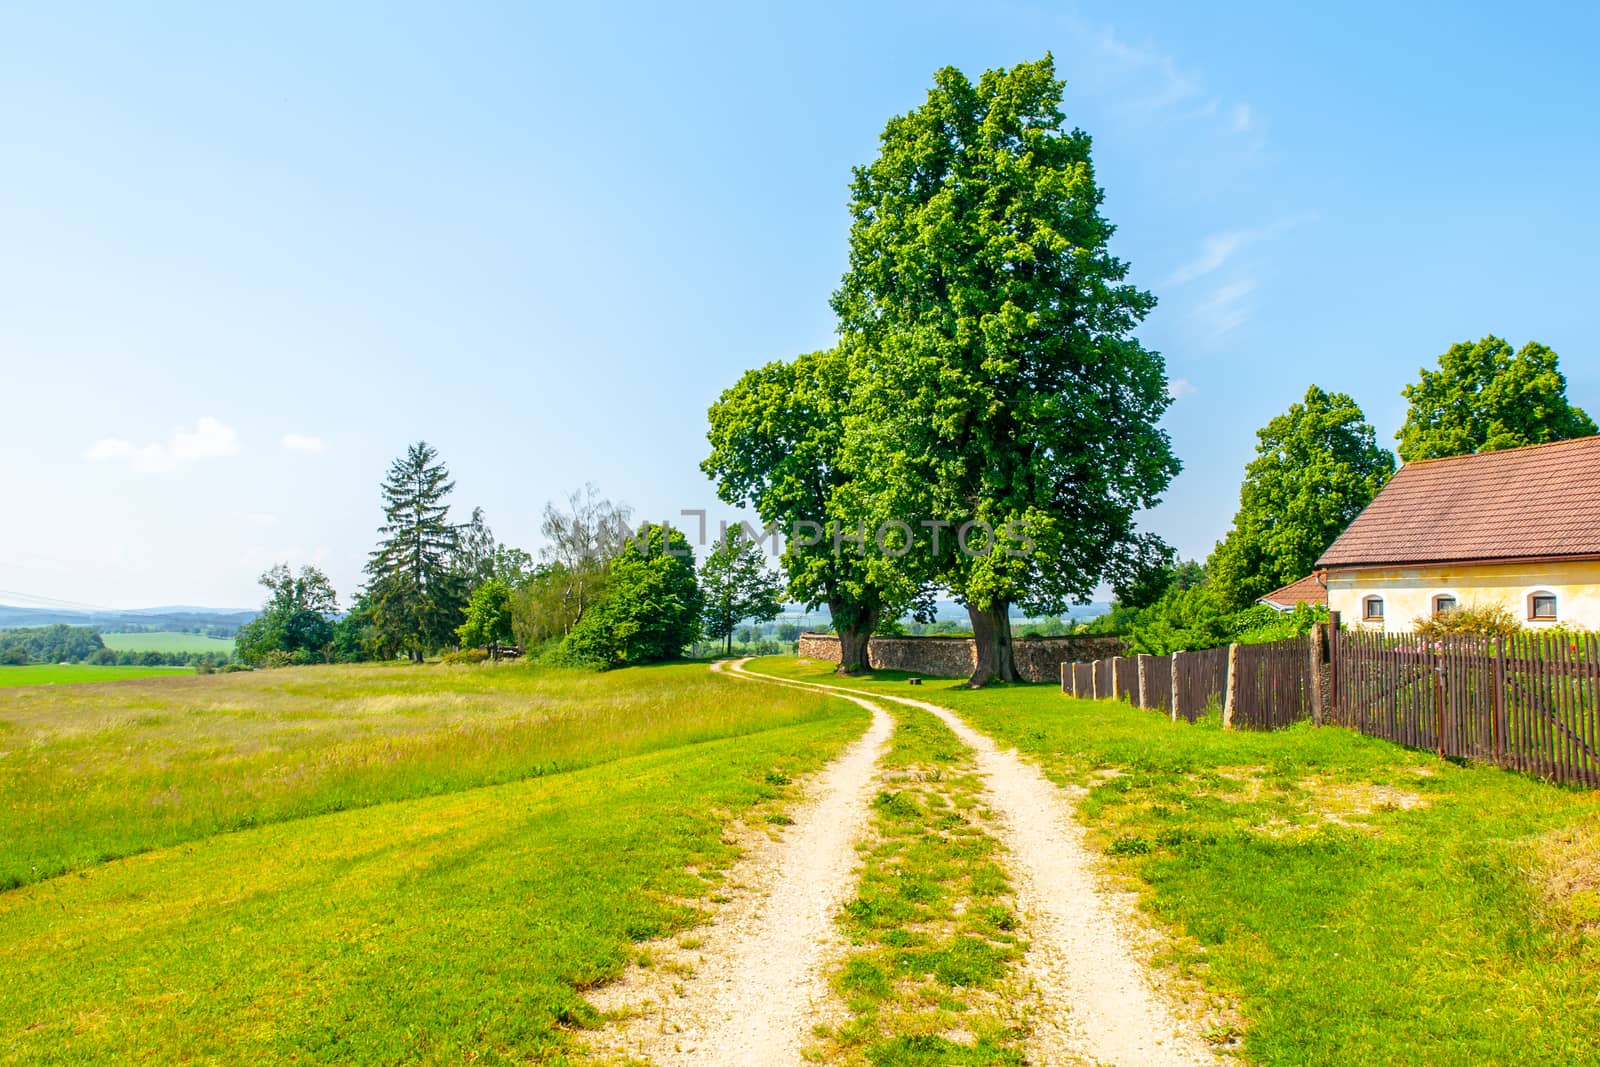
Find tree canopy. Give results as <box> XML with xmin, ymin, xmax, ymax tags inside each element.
<box><xmin>1208</xmin><ymin>385</ymin><xmax>1395</xmax><ymax>611</ymax></box>
<box><xmin>699</xmin><ymin>527</ymin><xmax>784</xmax><ymax>655</ymax></box>
<box><xmin>833</xmin><ymin>55</ymin><xmax>1179</xmax><ymax>683</ymax></box>
<box><xmin>1396</xmin><ymin>335</ymin><xmax>1595</xmax><ymax>462</ymax></box>
<box><xmin>703</xmin><ymin>346</ymin><xmax>922</xmax><ymax>673</ymax></box>
<box><xmin>456</xmin><ymin>578</ymin><xmax>515</xmax><ymax>658</ymax></box>
<box><xmin>564</xmin><ymin>524</ymin><xmax>702</xmax><ymax>668</ymax></box>
<box><xmin>234</xmin><ymin>564</ymin><xmax>338</xmax><ymax>665</ymax></box>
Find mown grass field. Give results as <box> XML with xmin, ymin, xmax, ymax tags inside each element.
<box><xmin>97</xmin><ymin>630</ymin><xmax>237</xmax><ymax>654</ymax></box>
<box><xmin>0</xmin><ymin>661</ymin><xmax>865</xmax><ymax>1063</ymax></box>
<box><xmin>0</xmin><ymin>663</ymin><xmax>193</xmax><ymax>688</ymax></box>
<box><xmin>752</xmin><ymin>657</ymin><xmax>1600</xmax><ymax>1067</ymax></box>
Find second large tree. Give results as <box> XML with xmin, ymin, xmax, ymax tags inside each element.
<box><xmin>834</xmin><ymin>56</ymin><xmax>1178</xmax><ymax>684</ymax></box>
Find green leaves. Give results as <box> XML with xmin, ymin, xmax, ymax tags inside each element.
<box><xmin>835</xmin><ymin>55</ymin><xmax>1177</xmax><ymax>620</ymax></box>
<box><xmin>1209</xmin><ymin>385</ymin><xmax>1395</xmax><ymax>611</ymax></box>
<box><xmin>1396</xmin><ymin>335</ymin><xmax>1596</xmax><ymax>462</ymax></box>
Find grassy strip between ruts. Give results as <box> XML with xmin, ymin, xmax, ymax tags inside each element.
<box><xmin>0</xmin><ymin>661</ymin><xmax>843</xmax><ymax>889</ymax></box>
<box><xmin>809</xmin><ymin>703</ymin><xmax>1029</xmax><ymax>1066</ymax></box>
<box><xmin>0</xmin><ymin>687</ymin><xmax>867</xmax><ymax>1064</ymax></box>
<box><xmin>748</xmin><ymin>656</ymin><xmax>1600</xmax><ymax>1067</ymax></box>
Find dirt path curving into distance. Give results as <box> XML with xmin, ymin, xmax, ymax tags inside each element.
<box><xmin>586</xmin><ymin>660</ymin><xmax>892</xmax><ymax>1066</ymax></box>
<box><xmin>724</xmin><ymin>659</ymin><xmax>1218</xmax><ymax>1067</ymax></box>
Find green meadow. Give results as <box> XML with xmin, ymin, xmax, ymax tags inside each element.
<box><xmin>0</xmin><ymin>661</ymin><xmax>864</xmax><ymax>1063</ymax></box>
<box><xmin>750</xmin><ymin>657</ymin><xmax>1600</xmax><ymax>1067</ymax></box>
<box><xmin>97</xmin><ymin>630</ymin><xmax>238</xmax><ymax>654</ymax></box>
<box><xmin>0</xmin><ymin>663</ymin><xmax>193</xmax><ymax>687</ymax></box>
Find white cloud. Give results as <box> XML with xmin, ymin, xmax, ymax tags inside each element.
<box><xmin>1230</xmin><ymin>102</ymin><xmax>1255</xmax><ymax>134</ymax></box>
<box><xmin>84</xmin><ymin>416</ymin><xmax>239</xmax><ymax>474</ymax></box>
<box><xmin>1084</xmin><ymin>22</ymin><xmax>1259</xmax><ymax>139</ymax></box>
<box><xmin>281</xmin><ymin>433</ymin><xmax>326</xmax><ymax>453</ymax></box>
<box><xmin>1165</xmin><ymin>213</ymin><xmax>1316</xmax><ymax>286</ymax></box>
<box><xmin>1167</xmin><ymin>377</ymin><xmax>1197</xmax><ymax>400</ymax></box>
<box><xmin>1196</xmin><ymin>278</ymin><xmax>1260</xmax><ymax>338</ymax></box>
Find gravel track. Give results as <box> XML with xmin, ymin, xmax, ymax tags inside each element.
<box><xmin>587</xmin><ymin>660</ymin><xmax>891</xmax><ymax>1066</ymax></box>
<box><xmin>725</xmin><ymin>660</ymin><xmax>1217</xmax><ymax>1067</ymax></box>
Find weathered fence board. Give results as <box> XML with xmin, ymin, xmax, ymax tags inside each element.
<box><xmin>1233</xmin><ymin>637</ymin><xmax>1314</xmax><ymax>730</ymax></box>
<box><xmin>1174</xmin><ymin>646</ymin><xmax>1229</xmax><ymax>723</ymax></box>
<box><xmin>1093</xmin><ymin>658</ymin><xmax>1111</xmax><ymax>698</ymax></box>
<box><xmin>1113</xmin><ymin>657</ymin><xmax>1137</xmax><ymax>701</ymax></box>
<box><xmin>1141</xmin><ymin>654</ymin><xmax>1173</xmax><ymax>712</ymax></box>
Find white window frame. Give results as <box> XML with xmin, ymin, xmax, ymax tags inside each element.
<box><xmin>1362</xmin><ymin>595</ymin><xmax>1385</xmax><ymax>622</ymax></box>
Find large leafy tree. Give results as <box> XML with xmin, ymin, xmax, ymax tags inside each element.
<box><xmin>364</xmin><ymin>441</ymin><xmax>467</xmax><ymax>661</ymax></box>
<box><xmin>456</xmin><ymin>578</ymin><xmax>515</xmax><ymax>659</ymax></box>
<box><xmin>235</xmin><ymin>563</ymin><xmax>338</xmax><ymax>665</ymax></box>
<box><xmin>1396</xmin><ymin>335</ymin><xmax>1595</xmax><ymax>461</ymax></box>
<box><xmin>703</xmin><ymin>347</ymin><xmax>922</xmax><ymax>673</ymax></box>
<box><xmin>699</xmin><ymin>527</ymin><xmax>785</xmax><ymax>655</ymax></box>
<box><xmin>564</xmin><ymin>524</ymin><xmax>702</xmax><ymax>667</ymax></box>
<box><xmin>834</xmin><ymin>56</ymin><xmax>1179</xmax><ymax>684</ymax></box>
<box><xmin>1209</xmin><ymin>385</ymin><xmax>1396</xmax><ymax>611</ymax></box>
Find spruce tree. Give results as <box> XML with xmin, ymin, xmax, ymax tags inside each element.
<box><xmin>365</xmin><ymin>441</ymin><xmax>466</xmax><ymax>660</ymax></box>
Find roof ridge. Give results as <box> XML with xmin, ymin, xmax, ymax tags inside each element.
<box><xmin>1398</xmin><ymin>433</ymin><xmax>1600</xmax><ymax>469</ymax></box>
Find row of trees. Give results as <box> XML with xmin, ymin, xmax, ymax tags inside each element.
<box><xmin>237</xmin><ymin>445</ymin><xmax>792</xmax><ymax>669</ymax></box>
<box><xmin>1086</xmin><ymin>334</ymin><xmax>1592</xmax><ymax>653</ymax></box>
<box><xmin>705</xmin><ymin>56</ymin><xmax>1180</xmax><ymax>685</ymax></box>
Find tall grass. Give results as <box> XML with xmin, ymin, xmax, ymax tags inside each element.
<box><xmin>0</xmin><ymin>661</ymin><xmax>842</xmax><ymax>889</ymax></box>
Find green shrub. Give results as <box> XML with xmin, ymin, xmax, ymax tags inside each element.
<box><xmin>442</xmin><ymin>648</ymin><xmax>489</xmax><ymax>665</ymax></box>
<box><xmin>1413</xmin><ymin>602</ymin><xmax>1521</xmax><ymax>638</ymax></box>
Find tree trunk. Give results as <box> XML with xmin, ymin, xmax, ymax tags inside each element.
<box><xmin>833</xmin><ymin>602</ymin><xmax>879</xmax><ymax>675</ymax></box>
<box><xmin>967</xmin><ymin>601</ymin><xmax>1019</xmax><ymax>687</ymax></box>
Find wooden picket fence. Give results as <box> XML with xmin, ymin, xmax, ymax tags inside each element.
<box><xmin>1062</xmin><ymin>648</ymin><xmax>1226</xmax><ymax>723</ymax></box>
<box><xmin>1059</xmin><ymin>624</ymin><xmax>1600</xmax><ymax>789</ymax></box>
<box><xmin>1232</xmin><ymin>637</ymin><xmax>1315</xmax><ymax>730</ymax></box>
<box><xmin>1333</xmin><ymin>629</ymin><xmax>1600</xmax><ymax>788</ymax></box>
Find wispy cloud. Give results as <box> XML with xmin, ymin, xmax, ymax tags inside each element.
<box><xmin>281</xmin><ymin>433</ymin><xmax>326</xmax><ymax>454</ymax></box>
<box><xmin>1196</xmin><ymin>279</ymin><xmax>1260</xmax><ymax>339</ymax></box>
<box><xmin>84</xmin><ymin>416</ymin><xmax>239</xmax><ymax>474</ymax></box>
<box><xmin>1083</xmin><ymin>22</ymin><xmax>1259</xmax><ymax>141</ymax></box>
<box><xmin>1165</xmin><ymin>213</ymin><xmax>1316</xmax><ymax>286</ymax></box>
<box><xmin>1167</xmin><ymin>377</ymin><xmax>1197</xmax><ymax>400</ymax></box>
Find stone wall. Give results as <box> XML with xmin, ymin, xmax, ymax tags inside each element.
<box><xmin>797</xmin><ymin>632</ymin><xmax>1125</xmax><ymax>683</ymax></box>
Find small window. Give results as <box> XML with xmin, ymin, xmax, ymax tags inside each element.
<box><xmin>1530</xmin><ymin>593</ymin><xmax>1558</xmax><ymax>621</ymax></box>
<box><xmin>1363</xmin><ymin>595</ymin><xmax>1385</xmax><ymax>621</ymax></box>
<box><xmin>1433</xmin><ymin>594</ymin><xmax>1457</xmax><ymax>615</ymax></box>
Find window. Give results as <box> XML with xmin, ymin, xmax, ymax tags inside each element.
<box><xmin>1363</xmin><ymin>595</ymin><xmax>1385</xmax><ymax>621</ymax></box>
<box><xmin>1530</xmin><ymin>592</ymin><xmax>1558</xmax><ymax>621</ymax></box>
<box><xmin>1433</xmin><ymin>594</ymin><xmax>1457</xmax><ymax>615</ymax></box>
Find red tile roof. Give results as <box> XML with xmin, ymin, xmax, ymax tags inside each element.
<box><xmin>1316</xmin><ymin>436</ymin><xmax>1600</xmax><ymax>568</ymax></box>
<box><xmin>1258</xmin><ymin>574</ymin><xmax>1328</xmax><ymax>609</ymax></box>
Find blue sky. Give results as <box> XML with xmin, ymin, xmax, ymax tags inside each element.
<box><xmin>4</xmin><ymin>1</ymin><xmax>1597</xmax><ymax>609</ymax></box>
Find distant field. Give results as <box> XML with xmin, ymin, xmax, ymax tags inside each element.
<box><xmin>0</xmin><ymin>660</ymin><xmax>861</xmax><ymax>1062</ymax></box>
<box><xmin>98</xmin><ymin>630</ymin><xmax>236</xmax><ymax>654</ymax></box>
<box><xmin>0</xmin><ymin>664</ymin><xmax>193</xmax><ymax>687</ymax></box>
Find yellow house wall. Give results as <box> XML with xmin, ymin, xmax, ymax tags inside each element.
<box><xmin>1325</xmin><ymin>560</ymin><xmax>1600</xmax><ymax>632</ymax></box>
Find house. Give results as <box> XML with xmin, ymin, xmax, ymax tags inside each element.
<box><xmin>1257</xmin><ymin>573</ymin><xmax>1327</xmax><ymax>612</ymax></box>
<box><xmin>1314</xmin><ymin>435</ymin><xmax>1600</xmax><ymax>631</ymax></box>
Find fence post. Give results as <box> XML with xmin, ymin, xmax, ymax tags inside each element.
<box><xmin>1223</xmin><ymin>643</ymin><xmax>1240</xmax><ymax>730</ymax></box>
<box><xmin>1169</xmin><ymin>650</ymin><xmax>1182</xmax><ymax>722</ymax></box>
<box><xmin>1327</xmin><ymin>610</ymin><xmax>1341</xmax><ymax>714</ymax></box>
<box><xmin>1136</xmin><ymin>654</ymin><xmax>1152</xmax><ymax>709</ymax></box>
<box><xmin>1061</xmin><ymin>660</ymin><xmax>1069</xmax><ymax>695</ymax></box>
<box><xmin>1112</xmin><ymin>657</ymin><xmax>1125</xmax><ymax>702</ymax></box>
<box><xmin>1091</xmin><ymin>659</ymin><xmax>1102</xmax><ymax>699</ymax></box>
<box><xmin>1308</xmin><ymin>625</ymin><xmax>1326</xmax><ymax>727</ymax></box>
